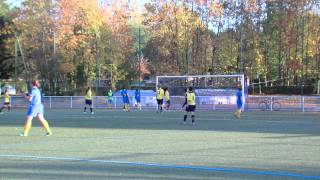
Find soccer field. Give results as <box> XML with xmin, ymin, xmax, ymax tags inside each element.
<box><xmin>0</xmin><ymin>110</ymin><xmax>319</xmax><ymax>180</ymax></box>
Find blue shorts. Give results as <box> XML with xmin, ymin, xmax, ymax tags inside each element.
<box><xmin>27</xmin><ymin>105</ymin><xmax>44</xmax><ymax>117</ymax></box>
<box><xmin>123</xmin><ymin>97</ymin><xmax>129</xmax><ymax>104</ymax></box>
<box><xmin>237</xmin><ymin>100</ymin><xmax>243</xmax><ymax>109</ymax></box>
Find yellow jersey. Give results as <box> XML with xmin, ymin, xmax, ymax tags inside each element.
<box><xmin>165</xmin><ymin>91</ymin><xmax>170</xmax><ymax>101</ymax></box>
<box><xmin>156</xmin><ymin>88</ymin><xmax>164</xmax><ymax>100</ymax></box>
<box><xmin>4</xmin><ymin>94</ymin><xmax>10</xmax><ymax>103</ymax></box>
<box><xmin>186</xmin><ymin>92</ymin><xmax>196</xmax><ymax>106</ymax></box>
<box><xmin>85</xmin><ymin>89</ymin><xmax>92</xmax><ymax>100</ymax></box>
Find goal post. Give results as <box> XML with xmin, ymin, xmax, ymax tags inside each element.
<box><xmin>317</xmin><ymin>80</ymin><xmax>320</xmax><ymax>95</ymax></box>
<box><xmin>156</xmin><ymin>74</ymin><xmax>246</xmax><ymax>111</ymax></box>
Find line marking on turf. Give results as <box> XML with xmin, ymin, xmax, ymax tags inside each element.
<box><xmin>0</xmin><ymin>154</ymin><xmax>319</xmax><ymax>179</ymax></box>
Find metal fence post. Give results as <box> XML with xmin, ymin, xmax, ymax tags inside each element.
<box><xmin>70</xmin><ymin>96</ymin><xmax>73</xmax><ymax>109</ymax></box>
<box><xmin>301</xmin><ymin>96</ymin><xmax>305</xmax><ymax>112</ymax></box>
<box><xmin>115</xmin><ymin>96</ymin><xmax>117</xmax><ymax>109</ymax></box>
<box><xmin>270</xmin><ymin>96</ymin><xmax>273</xmax><ymax>111</ymax></box>
<box><xmin>49</xmin><ymin>96</ymin><xmax>52</xmax><ymax>109</ymax></box>
<box><xmin>92</xmin><ymin>96</ymin><xmax>97</xmax><ymax>108</ymax></box>
<box><xmin>213</xmin><ymin>96</ymin><xmax>216</xmax><ymax>110</ymax></box>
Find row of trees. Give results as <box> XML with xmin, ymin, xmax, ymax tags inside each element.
<box><xmin>144</xmin><ymin>0</ymin><xmax>320</xmax><ymax>86</ymax></box>
<box><xmin>0</xmin><ymin>0</ymin><xmax>319</xmax><ymax>95</ymax></box>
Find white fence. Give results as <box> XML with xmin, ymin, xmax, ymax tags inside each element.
<box><xmin>6</xmin><ymin>95</ymin><xmax>320</xmax><ymax>112</ymax></box>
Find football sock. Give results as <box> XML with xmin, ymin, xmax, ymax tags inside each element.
<box><xmin>41</xmin><ymin>120</ymin><xmax>52</xmax><ymax>134</ymax></box>
<box><xmin>23</xmin><ymin>120</ymin><xmax>32</xmax><ymax>136</ymax></box>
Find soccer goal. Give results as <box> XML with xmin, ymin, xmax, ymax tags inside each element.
<box><xmin>156</xmin><ymin>74</ymin><xmax>246</xmax><ymax>111</ymax></box>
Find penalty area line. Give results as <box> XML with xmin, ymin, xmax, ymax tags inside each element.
<box><xmin>0</xmin><ymin>154</ymin><xmax>319</xmax><ymax>179</ymax></box>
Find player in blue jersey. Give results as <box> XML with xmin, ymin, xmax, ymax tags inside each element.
<box><xmin>121</xmin><ymin>88</ymin><xmax>130</xmax><ymax>112</ymax></box>
<box><xmin>20</xmin><ymin>80</ymin><xmax>52</xmax><ymax>136</ymax></box>
<box><xmin>134</xmin><ymin>89</ymin><xmax>141</xmax><ymax>111</ymax></box>
<box><xmin>234</xmin><ymin>88</ymin><xmax>243</xmax><ymax>119</ymax></box>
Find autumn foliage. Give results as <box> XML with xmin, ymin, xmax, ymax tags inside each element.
<box><xmin>0</xmin><ymin>0</ymin><xmax>319</xmax><ymax>94</ymax></box>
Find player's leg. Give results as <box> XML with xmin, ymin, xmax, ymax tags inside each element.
<box><xmin>134</xmin><ymin>99</ymin><xmax>137</xmax><ymax>109</ymax></box>
<box><xmin>138</xmin><ymin>102</ymin><xmax>142</xmax><ymax>110</ymax></box>
<box><xmin>126</xmin><ymin>102</ymin><xmax>130</xmax><ymax>111</ymax></box>
<box><xmin>0</xmin><ymin>104</ymin><xmax>5</xmax><ymax>114</ymax></box>
<box><xmin>89</xmin><ymin>101</ymin><xmax>94</xmax><ymax>114</ymax></box>
<box><xmin>191</xmin><ymin>106</ymin><xmax>196</xmax><ymax>125</ymax></box>
<box><xmin>166</xmin><ymin>100</ymin><xmax>170</xmax><ymax>110</ymax></box>
<box><xmin>159</xmin><ymin>99</ymin><xmax>163</xmax><ymax>112</ymax></box>
<box><xmin>0</xmin><ymin>103</ymin><xmax>9</xmax><ymax>113</ymax></box>
<box><xmin>84</xmin><ymin>100</ymin><xmax>88</xmax><ymax>113</ymax></box>
<box><xmin>156</xmin><ymin>99</ymin><xmax>160</xmax><ymax>112</ymax></box>
<box><xmin>183</xmin><ymin>106</ymin><xmax>188</xmax><ymax>124</ymax></box>
<box><xmin>234</xmin><ymin>109</ymin><xmax>240</xmax><ymax>118</ymax></box>
<box><xmin>20</xmin><ymin>105</ymin><xmax>36</xmax><ymax>136</ymax></box>
<box><xmin>21</xmin><ymin>116</ymin><xmax>33</xmax><ymax>136</ymax></box>
<box><xmin>237</xmin><ymin>108</ymin><xmax>241</xmax><ymax>118</ymax></box>
<box><xmin>234</xmin><ymin>103</ymin><xmax>242</xmax><ymax>119</ymax></box>
<box><xmin>108</xmin><ymin>100</ymin><xmax>112</xmax><ymax>109</ymax></box>
<box><xmin>36</xmin><ymin>114</ymin><xmax>52</xmax><ymax>136</ymax></box>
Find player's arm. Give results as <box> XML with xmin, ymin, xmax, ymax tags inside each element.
<box><xmin>23</xmin><ymin>90</ymin><xmax>34</xmax><ymax>101</ymax></box>
<box><xmin>23</xmin><ymin>94</ymin><xmax>33</xmax><ymax>101</ymax></box>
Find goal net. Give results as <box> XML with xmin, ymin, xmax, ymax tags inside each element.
<box><xmin>156</xmin><ymin>75</ymin><xmax>246</xmax><ymax>111</ymax></box>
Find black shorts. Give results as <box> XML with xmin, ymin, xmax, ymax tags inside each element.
<box><xmin>4</xmin><ymin>102</ymin><xmax>10</xmax><ymax>106</ymax></box>
<box><xmin>157</xmin><ymin>99</ymin><xmax>163</xmax><ymax>105</ymax></box>
<box><xmin>85</xmin><ymin>99</ymin><xmax>92</xmax><ymax>105</ymax></box>
<box><xmin>186</xmin><ymin>105</ymin><xmax>196</xmax><ymax>112</ymax></box>
<box><xmin>166</xmin><ymin>100</ymin><xmax>170</xmax><ymax>105</ymax></box>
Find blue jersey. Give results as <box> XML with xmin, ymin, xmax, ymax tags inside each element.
<box><xmin>236</xmin><ymin>90</ymin><xmax>243</xmax><ymax>108</ymax></box>
<box><xmin>30</xmin><ymin>87</ymin><xmax>42</xmax><ymax>106</ymax></box>
<box><xmin>121</xmin><ymin>89</ymin><xmax>127</xmax><ymax>97</ymax></box>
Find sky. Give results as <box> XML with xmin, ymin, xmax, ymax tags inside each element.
<box><xmin>5</xmin><ymin>0</ymin><xmax>22</xmax><ymax>8</ymax></box>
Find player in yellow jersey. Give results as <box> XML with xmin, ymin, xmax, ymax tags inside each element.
<box><xmin>84</xmin><ymin>87</ymin><xmax>94</xmax><ymax>114</ymax></box>
<box><xmin>182</xmin><ymin>87</ymin><xmax>196</xmax><ymax>125</ymax></box>
<box><xmin>0</xmin><ymin>89</ymin><xmax>11</xmax><ymax>114</ymax></box>
<box><xmin>164</xmin><ymin>87</ymin><xmax>170</xmax><ymax>111</ymax></box>
<box><xmin>156</xmin><ymin>86</ymin><xmax>165</xmax><ymax>113</ymax></box>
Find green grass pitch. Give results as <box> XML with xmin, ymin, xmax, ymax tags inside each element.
<box><xmin>0</xmin><ymin>109</ymin><xmax>320</xmax><ymax>180</ymax></box>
